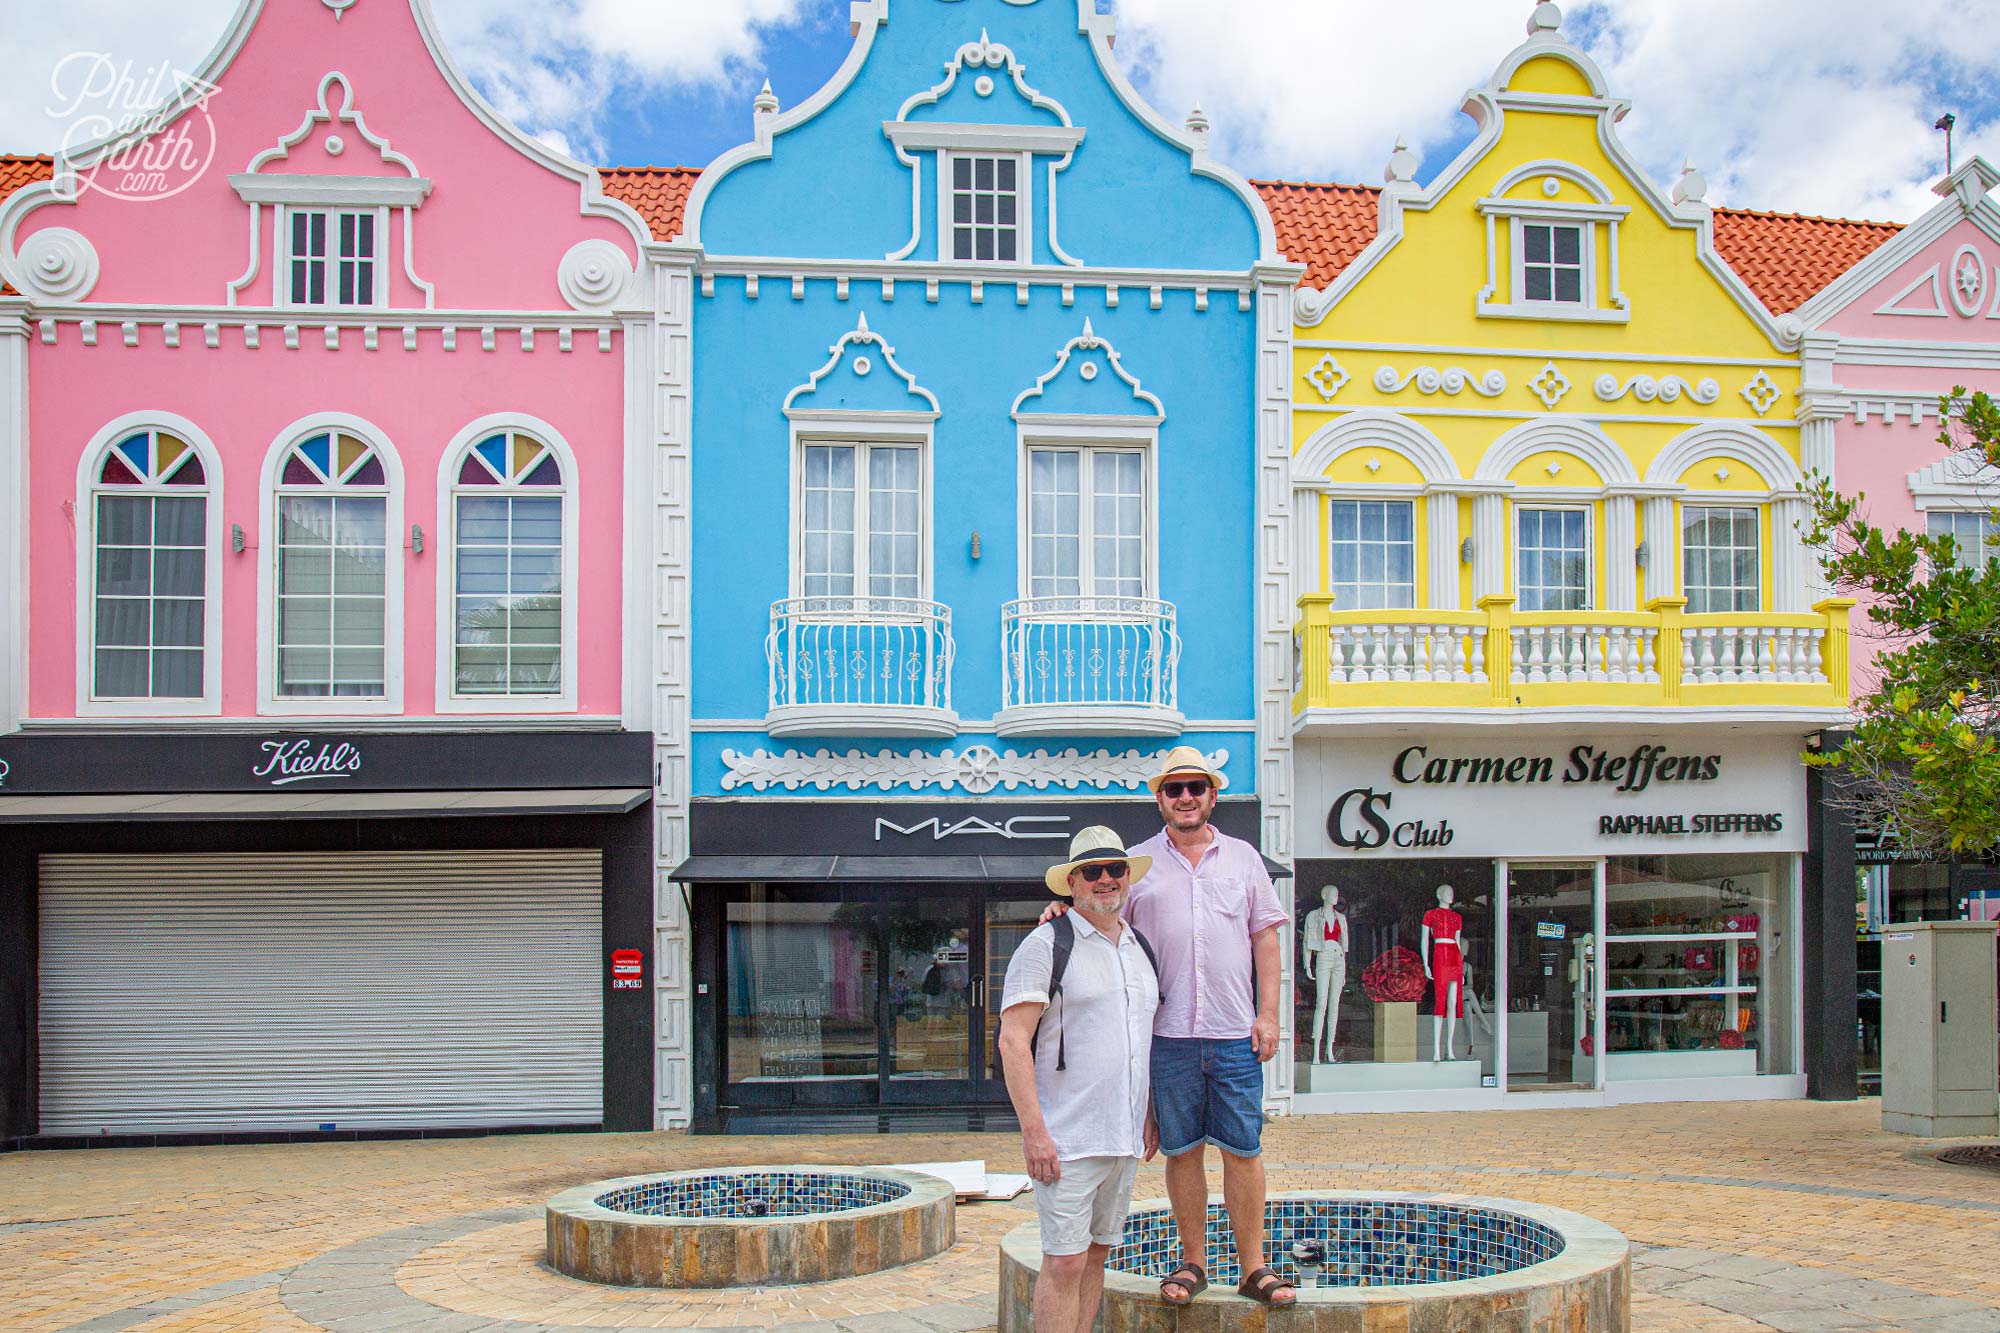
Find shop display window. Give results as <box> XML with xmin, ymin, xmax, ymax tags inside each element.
<box><xmin>1603</xmin><ymin>853</ymin><xmax>1795</xmax><ymax>1079</ymax></box>
<box><xmin>726</xmin><ymin>893</ymin><xmax>879</xmax><ymax>1083</ymax></box>
<box><xmin>1293</xmin><ymin>858</ymin><xmax>1497</xmax><ymax>1092</ymax></box>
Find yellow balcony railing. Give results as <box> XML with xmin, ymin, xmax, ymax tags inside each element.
<box><xmin>1292</xmin><ymin>593</ymin><xmax>1854</xmax><ymax>714</ymax></box>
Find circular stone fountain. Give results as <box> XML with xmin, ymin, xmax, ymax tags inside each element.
<box><xmin>547</xmin><ymin>1165</ymin><xmax>954</xmax><ymax>1288</ymax></box>
<box><xmin>999</xmin><ymin>1191</ymin><xmax>1628</xmax><ymax>1331</ymax></box>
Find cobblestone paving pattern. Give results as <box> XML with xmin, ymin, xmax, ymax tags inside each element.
<box><xmin>1</xmin><ymin>1101</ymin><xmax>1997</xmax><ymax>1331</ymax></box>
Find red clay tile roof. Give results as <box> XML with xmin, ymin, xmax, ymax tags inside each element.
<box><xmin>599</xmin><ymin>166</ymin><xmax>700</xmax><ymax>242</ymax></box>
<box><xmin>0</xmin><ymin>156</ymin><xmax>54</xmax><ymax>295</ymax></box>
<box><xmin>1709</xmin><ymin>206</ymin><xmax>1904</xmax><ymax>314</ymax></box>
<box><xmin>1254</xmin><ymin>179</ymin><xmax>1382</xmax><ymax>291</ymax></box>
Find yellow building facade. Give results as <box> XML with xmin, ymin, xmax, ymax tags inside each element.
<box><xmin>1279</xmin><ymin>6</ymin><xmax>1849</xmax><ymax>1113</ymax></box>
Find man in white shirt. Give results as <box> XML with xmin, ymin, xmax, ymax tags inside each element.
<box><xmin>997</xmin><ymin>826</ymin><xmax>1161</xmax><ymax>1333</ymax></box>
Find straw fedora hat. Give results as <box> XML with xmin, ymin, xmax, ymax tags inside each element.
<box><xmin>1146</xmin><ymin>744</ymin><xmax>1228</xmax><ymax>794</ymax></box>
<box><xmin>1044</xmin><ymin>825</ymin><xmax>1152</xmax><ymax>897</ymax></box>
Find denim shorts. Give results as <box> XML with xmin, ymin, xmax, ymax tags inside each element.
<box><xmin>1150</xmin><ymin>1035</ymin><xmax>1264</xmax><ymax>1158</ymax></box>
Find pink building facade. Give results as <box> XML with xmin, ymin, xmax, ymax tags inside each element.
<box><xmin>0</xmin><ymin>0</ymin><xmax>664</xmax><ymax>1141</ymax></box>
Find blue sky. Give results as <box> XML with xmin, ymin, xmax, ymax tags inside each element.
<box><xmin>5</xmin><ymin>1</ymin><xmax>1998</xmax><ymax>222</ymax></box>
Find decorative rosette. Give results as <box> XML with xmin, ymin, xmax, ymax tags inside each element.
<box><xmin>1362</xmin><ymin>946</ymin><xmax>1427</xmax><ymax>1003</ymax></box>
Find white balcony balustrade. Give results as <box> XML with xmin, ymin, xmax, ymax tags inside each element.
<box><xmin>997</xmin><ymin>596</ymin><xmax>1184</xmax><ymax>737</ymax></box>
<box><xmin>765</xmin><ymin>596</ymin><xmax>957</xmax><ymax>737</ymax></box>
<box><xmin>1680</xmin><ymin>619</ymin><xmax>1828</xmax><ymax>685</ymax></box>
<box><xmin>1509</xmin><ymin>620</ymin><xmax>1661</xmax><ymax>685</ymax></box>
<box><xmin>1328</xmin><ymin>619</ymin><xmax>1488</xmax><ymax>684</ymax></box>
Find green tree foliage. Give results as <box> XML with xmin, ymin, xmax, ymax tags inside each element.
<box><xmin>1806</xmin><ymin>389</ymin><xmax>2000</xmax><ymax>857</ymax></box>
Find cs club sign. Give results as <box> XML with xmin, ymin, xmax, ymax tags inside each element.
<box><xmin>1326</xmin><ymin>786</ymin><xmax>1454</xmax><ymax>851</ymax></box>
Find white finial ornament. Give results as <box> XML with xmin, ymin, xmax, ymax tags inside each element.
<box><xmin>1385</xmin><ymin>136</ymin><xmax>1419</xmax><ymax>187</ymax></box>
<box><xmin>1672</xmin><ymin>157</ymin><xmax>1709</xmax><ymax>206</ymax></box>
<box><xmin>1527</xmin><ymin>1</ymin><xmax>1562</xmax><ymax>36</ymax></box>
<box><xmin>1185</xmin><ymin>102</ymin><xmax>1210</xmax><ymax>137</ymax></box>
<box><xmin>754</xmin><ymin>79</ymin><xmax>780</xmax><ymax>116</ymax></box>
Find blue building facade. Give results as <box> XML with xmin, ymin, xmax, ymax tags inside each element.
<box><xmin>665</xmin><ymin>0</ymin><xmax>1300</xmax><ymax>1130</ymax></box>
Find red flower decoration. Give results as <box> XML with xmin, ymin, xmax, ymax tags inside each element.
<box><xmin>1362</xmin><ymin>946</ymin><xmax>1428</xmax><ymax>1003</ymax></box>
<box><xmin>1718</xmin><ymin>1029</ymin><xmax>1746</xmax><ymax>1050</ymax></box>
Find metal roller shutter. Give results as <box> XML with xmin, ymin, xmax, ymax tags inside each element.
<box><xmin>37</xmin><ymin>849</ymin><xmax>603</xmax><ymax>1134</ymax></box>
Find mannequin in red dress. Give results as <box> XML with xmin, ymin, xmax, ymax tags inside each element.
<box><xmin>1421</xmin><ymin>885</ymin><xmax>1466</xmax><ymax>1061</ymax></box>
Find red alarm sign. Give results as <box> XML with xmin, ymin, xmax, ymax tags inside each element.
<box><xmin>610</xmin><ymin>949</ymin><xmax>644</xmax><ymax>990</ymax></box>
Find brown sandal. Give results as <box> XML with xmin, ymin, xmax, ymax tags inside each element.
<box><xmin>1160</xmin><ymin>1260</ymin><xmax>1207</xmax><ymax>1306</ymax></box>
<box><xmin>1237</xmin><ymin>1265</ymin><xmax>1297</xmax><ymax>1306</ymax></box>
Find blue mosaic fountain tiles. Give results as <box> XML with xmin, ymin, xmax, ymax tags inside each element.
<box><xmin>596</xmin><ymin>1170</ymin><xmax>910</xmax><ymax>1220</ymax></box>
<box><xmin>1106</xmin><ymin>1199</ymin><xmax>1566</xmax><ymax>1287</ymax></box>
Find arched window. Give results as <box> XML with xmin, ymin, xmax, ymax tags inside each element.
<box><xmin>446</xmin><ymin>429</ymin><xmax>568</xmax><ymax>699</ymax></box>
<box><xmin>272</xmin><ymin>430</ymin><xmax>391</xmax><ymax>699</ymax></box>
<box><xmin>87</xmin><ymin>427</ymin><xmax>212</xmax><ymax>702</ymax></box>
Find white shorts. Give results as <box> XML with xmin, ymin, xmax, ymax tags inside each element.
<box><xmin>1032</xmin><ymin>1154</ymin><xmax>1141</xmax><ymax>1256</ymax></box>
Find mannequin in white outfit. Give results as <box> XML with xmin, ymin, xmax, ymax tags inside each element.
<box><xmin>1300</xmin><ymin>884</ymin><xmax>1349</xmax><ymax>1063</ymax></box>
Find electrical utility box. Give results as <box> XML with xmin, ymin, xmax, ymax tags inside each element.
<box><xmin>1881</xmin><ymin>920</ymin><xmax>1998</xmax><ymax>1137</ymax></box>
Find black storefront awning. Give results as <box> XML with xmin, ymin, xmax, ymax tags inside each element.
<box><xmin>671</xmin><ymin>852</ymin><xmax>1291</xmax><ymax>882</ymax></box>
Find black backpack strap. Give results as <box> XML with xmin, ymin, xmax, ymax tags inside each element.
<box><xmin>1130</xmin><ymin>925</ymin><xmax>1166</xmax><ymax>1004</ymax></box>
<box><xmin>1048</xmin><ymin>913</ymin><xmax>1074</xmax><ymax>1071</ymax></box>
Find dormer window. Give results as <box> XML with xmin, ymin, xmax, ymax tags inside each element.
<box><xmin>286</xmin><ymin>208</ymin><xmax>379</xmax><ymax>307</ymax></box>
<box><xmin>948</xmin><ymin>153</ymin><xmax>1023</xmax><ymax>263</ymax></box>
<box><xmin>1520</xmin><ymin>222</ymin><xmax>1584</xmax><ymax>304</ymax></box>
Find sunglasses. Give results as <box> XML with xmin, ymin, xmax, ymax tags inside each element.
<box><xmin>1160</xmin><ymin>779</ymin><xmax>1211</xmax><ymax>799</ymax></box>
<box><xmin>1077</xmin><ymin>861</ymin><xmax>1130</xmax><ymax>883</ymax></box>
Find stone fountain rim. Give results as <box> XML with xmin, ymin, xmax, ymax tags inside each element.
<box><xmin>1000</xmin><ymin>1188</ymin><xmax>1629</xmax><ymax>1304</ymax></box>
<box><xmin>549</xmin><ymin>1163</ymin><xmax>955</xmax><ymax>1231</ymax></box>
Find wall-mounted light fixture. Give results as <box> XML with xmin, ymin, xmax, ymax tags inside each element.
<box><xmin>1634</xmin><ymin>540</ymin><xmax>1649</xmax><ymax>569</ymax></box>
<box><xmin>969</xmin><ymin>530</ymin><xmax>982</xmax><ymax>560</ymax></box>
<box><xmin>411</xmin><ymin>524</ymin><xmax>425</xmax><ymax>555</ymax></box>
<box><xmin>230</xmin><ymin>523</ymin><xmax>245</xmax><ymax>553</ymax></box>
<box><xmin>1459</xmin><ymin>537</ymin><xmax>1474</xmax><ymax>565</ymax></box>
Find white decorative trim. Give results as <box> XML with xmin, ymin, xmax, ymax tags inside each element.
<box><xmin>1872</xmin><ymin>264</ymin><xmax>1948</xmax><ymax>318</ymax></box>
<box><xmin>1297</xmin><ymin>338</ymin><xmax>1794</xmax><ymax>369</ymax></box>
<box><xmin>1291</xmin><ymin>410</ymin><xmax>1461</xmax><ymax>484</ymax></box>
<box><xmin>1372</xmin><ymin>365</ymin><xmax>1506</xmax><ymax>397</ymax></box>
<box><xmin>1475</xmin><ymin>416</ymin><xmax>1638</xmax><ymax>485</ymax></box>
<box><xmin>1304</xmin><ymin>353</ymin><xmax>1349</xmax><ymax>401</ymax></box>
<box><xmin>432</xmin><ymin>414</ymin><xmax>581</xmax><ymax>715</ymax></box>
<box><xmin>0</xmin><ymin>315</ymin><xmax>23</xmax><ymax>735</ymax></box>
<box><xmin>1739</xmin><ymin>370</ymin><xmax>1783</xmax><ymax>416</ymax></box>
<box><xmin>783</xmin><ymin>312</ymin><xmax>941</xmax><ymax>416</ymax></box>
<box><xmin>1592</xmin><ymin>373</ymin><xmax>1718</xmax><ymax>405</ymax></box>
<box><xmin>13</xmin><ymin>228</ymin><xmax>98</xmax><ymax>302</ymax></box>
<box><xmin>1907</xmin><ymin>451</ymin><xmax>2000</xmax><ymax>508</ymax></box>
<box><xmin>228</xmin><ymin>175</ymin><xmax>430</xmax><ymax>206</ymax></box>
<box><xmin>1527</xmin><ymin>360</ymin><xmax>1571</xmax><ymax>409</ymax></box>
<box><xmin>557</xmin><ymin>239</ymin><xmax>638</xmax><ymax>312</ymax></box>
<box><xmin>320</xmin><ymin>0</ymin><xmax>358</xmax><ymax>18</ymax></box>
<box><xmin>886</xmin><ymin>123</ymin><xmax>1085</xmax><ymax>154</ymax></box>
<box><xmin>244</xmin><ymin>71</ymin><xmax>422</xmax><ymax>178</ymax></box>
<box><xmin>1010</xmin><ymin>317</ymin><xmax>1164</xmax><ymax>420</ymax></box>
<box><xmin>1645</xmin><ymin>422</ymin><xmax>1804</xmax><ymax>489</ymax></box>
<box><xmin>888</xmin><ymin>30</ymin><xmax>1076</xmax><ymax>141</ymax></box>
<box><xmin>719</xmin><ymin>743</ymin><xmax>1228</xmax><ymax>793</ymax></box>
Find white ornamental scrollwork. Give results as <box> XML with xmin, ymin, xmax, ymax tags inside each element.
<box><xmin>556</xmin><ymin>238</ymin><xmax>635</xmax><ymax>312</ymax></box>
<box><xmin>1950</xmin><ymin>244</ymin><xmax>1986</xmax><ymax>319</ymax></box>
<box><xmin>1528</xmin><ymin>360</ymin><xmax>1571</xmax><ymax>409</ymax></box>
<box><xmin>13</xmin><ymin>227</ymin><xmax>99</xmax><ymax>302</ymax></box>
<box><xmin>1304</xmin><ymin>353</ymin><xmax>1349</xmax><ymax>401</ymax></box>
<box><xmin>1591</xmin><ymin>373</ymin><xmax>1720</xmax><ymax>405</ymax></box>
<box><xmin>1372</xmin><ymin>365</ymin><xmax>1507</xmax><ymax>397</ymax></box>
<box><xmin>720</xmin><ymin>744</ymin><xmax>1229</xmax><ymax>794</ymax></box>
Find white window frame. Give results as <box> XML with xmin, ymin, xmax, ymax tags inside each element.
<box><xmin>1513</xmin><ymin>502</ymin><xmax>1596</xmax><ymax>611</ymax></box>
<box><xmin>1325</xmin><ymin>495</ymin><xmax>1420</xmax><ymax>612</ymax></box>
<box><xmin>1925</xmin><ymin>506</ymin><xmax>1997</xmax><ymax>572</ymax></box>
<box><xmin>275</xmin><ymin>203</ymin><xmax>388</xmax><ymax>310</ymax></box>
<box><xmin>1015</xmin><ymin>427</ymin><xmax>1159</xmax><ymax>602</ymax></box>
<box><xmin>434</xmin><ymin>414</ymin><xmax>581</xmax><ymax>714</ymax></box>
<box><xmin>255</xmin><ymin>413</ymin><xmax>405</xmax><ymax>715</ymax></box>
<box><xmin>73</xmin><ymin>412</ymin><xmax>225</xmax><ymax>717</ymax></box>
<box><xmin>787</xmin><ymin>428</ymin><xmax>935</xmax><ymax>604</ymax></box>
<box><xmin>936</xmin><ymin>149</ymin><xmax>1032</xmax><ymax>266</ymax></box>
<box><xmin>1680</xmin><ymin>503</ymin><xmax>1763</xmax><ymax>613</ymax></box>
<box><xmin>1514</xmin><ymin>218</ymin><xmax>1591</xmax><ymax>308</ymax></box>
<box><xmin>1475</xmin><ymin>163</ymin><xmax>1630</xmax><ymax>324</ymax></box>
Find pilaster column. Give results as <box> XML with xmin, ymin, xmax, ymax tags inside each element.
<box><xmin>1642</xmin><ymin>494</ymin><xmax>1679</xmax><ymax>605</ymax></box>
<box><xmin>0</xmin><ymin>306</ymin><xmax>26</xmax><ymax>737</ymax></box>
<box><xmin>1602</xmin><ymin>493</ymin><xmax>1638</xmax><ymax>612</ymax></box>
<box><xmin>1471</xmin><ymin>490</ymin><xmax>1507</xmax><ymax>601</ymax></box>
<box><xmin>1770</xmin><ymin>495</ymin><xmax>1810</xmax><ymax>613</ymax></box>
<box><xmin>1796</xmin><ymin>393</ymin><xmax>1849</xmax><ymax>605</ymax></box>
<box><xmin>1425</xmin><ymin>488</ymin><xmax>1461</xmax><ymax>610</ymax></box>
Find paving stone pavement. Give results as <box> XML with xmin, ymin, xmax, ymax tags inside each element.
<box><xmin>2</xmin><ymin>1100</ymin><xmax>1998</xmax><ymax>1332</ymax></box>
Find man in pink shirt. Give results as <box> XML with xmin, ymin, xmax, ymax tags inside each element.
<box><xmin>1129</xmin><ymin>746</ymin><xmax>1292</xmax><ymax>1307</ymax></box>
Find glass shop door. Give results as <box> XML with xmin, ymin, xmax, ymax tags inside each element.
<box><xmin>1501</xmin><ymin>861</ymin><xmax>1604</xmax><ymax>1091</ymax></box>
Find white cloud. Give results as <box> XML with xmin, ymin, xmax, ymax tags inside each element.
<box><xmin>1116</xmin><ymin>0</ymin><xmax>2000</xmax><ymax>222</ymax></box>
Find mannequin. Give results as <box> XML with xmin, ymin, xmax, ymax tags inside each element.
<box><xmin>1421</xmin><ymin>884</ymin><xmax>1466</xmax><ymax>1061</ymax></box>
<box><xmin>1301</xmin><ymin>884</ymin><xmax>1350</xmax><ymax>1063</ymax></box>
